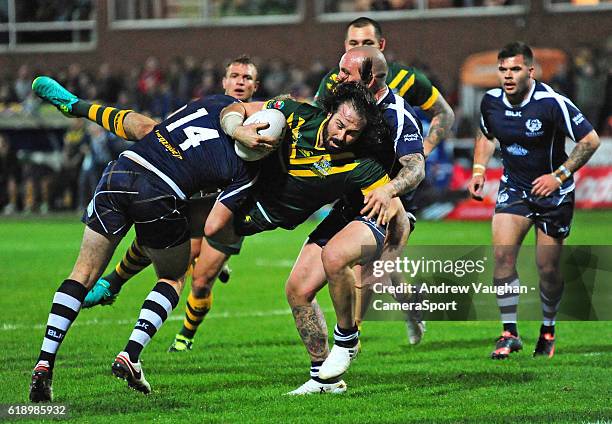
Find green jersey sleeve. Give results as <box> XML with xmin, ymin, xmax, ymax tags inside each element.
<box><xmin>314</xmin><ymin>68</ymin><xmax>340</xmax><ymax>107</ymax></box>
<box><xmin>264</xmin><ymin>98</ymin><xmax>303</xmax><ymax>118</ymax></box>
<box><xmin>387</xmin><ymin>62</ymin><xmax>440</xmax><ymax>111</ymax></box>
<box><xmin>347</xmin><ymin>158</ymin><xmax>390</xmax><ymax>196</ymax></box>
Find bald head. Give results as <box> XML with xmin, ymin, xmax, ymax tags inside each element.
<box><xmin>338</xmin><ymin>46</ymin><xmax>388</xmax><ymax>92</ymax></box>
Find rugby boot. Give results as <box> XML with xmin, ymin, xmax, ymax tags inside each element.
<box><xmin>29</xmin><ymin>363</ymin><xmax>53</xmax><ymax>402</ymax></box>
<box><xmin>31</xmin><ymin>76</ymin><xmax>79</xmax><ymax>117</ymax></box>
<box><xmin>111</xmin><ymin>352</ymin><xmax>151</xmax><ymax>394</ymax></box>
<box><xmin>286</xmin><ymin>379</ymin><xmax>347</xmax><ymax>395</ymax></box>
<box><xmin>533</xmin><ymin>333</ymin><xmax>555</xmax><ymax>358</ymax></box>
<box><xmin>83</xmin><ymin>278</ymin><xmax>118</xmax><ymax>308</ymax></box>
<box><xmin>491</xmin><ymin>331</ymin><xmax>523</xmax><ymax>359</ymax></box>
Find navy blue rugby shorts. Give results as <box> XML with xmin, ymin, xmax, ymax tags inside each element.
<box><xmin>82</xmin><ymin>158</ymin><xmax>190</xmax><ymax>249</ymax></box>
<box><xmin>494</xmin><ymin>180</ymin><xmax>574</xmax><ymax>239</ymax></box>
<box><xmin>307</xmin><ymin>198</ymin><xmax>416</xmax><ymax>251</ymax></box>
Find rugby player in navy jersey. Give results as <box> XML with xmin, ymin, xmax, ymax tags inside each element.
<box><xmin>467</xmin><ymin>42</ymin><xmax>600</xmax><ymax>359</ymax></box>
<box><xmin>28</xmin><ymin>92</ymin><xmax>260</xmax><ymax>401</ymax></box>
<box><xmin>315</xmin><ymin>17</ymin><xmax>455</xmax><ymax>347</ymax></box>
<box><xmin>80</xmin><ymin>56</ymin><xmax>262</xmax><ymax>353</ymax></box>
<box><xmin>285</xmin><ymin>47</ymin><xmax>426</xmax><ymax>391</ymax></box>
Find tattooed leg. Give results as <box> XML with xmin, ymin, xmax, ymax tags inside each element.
<box><xmin>291</xmin><ymin>302</ymin><xmax>329</xmax><ymax>361</ymax></box>
<box><xmin>285</xmin><ymin>241</ymin><xmax>330</xmax><ymax>361</ymax></box>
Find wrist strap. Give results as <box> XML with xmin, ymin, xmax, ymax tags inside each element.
<box><xmin>220</xmin><ymin>111</ymin><xmax>245</xmax><ymax>138</ymax></box>
<box><xmin>553</xmin><ymin>165</ymin><xmax>572</xmax><ymax>182</ymax></box>
<box><xmin>473</xmin><ymin>164</ymin><xmax>486</xmax><ymax>177</ymax></box>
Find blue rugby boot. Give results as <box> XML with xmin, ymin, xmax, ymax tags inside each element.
<box><xmin>31</xmin><ymin>76</ymin><xmax>79</xmax><ymax>117</ymax></box>
<box><xmin>83</xmin><ymin>278</ymin><xmax>118</xmax><ymax>308</ymax></box>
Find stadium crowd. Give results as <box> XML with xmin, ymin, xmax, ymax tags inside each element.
<box><xmin>1</xmin><ymin>41</ymin><xmax>610</xmax><ymax>215</ymax></box>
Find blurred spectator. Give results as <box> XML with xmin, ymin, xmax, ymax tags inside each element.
<box><xmin>77</xmin><ymin>123</ymin><xmax>131</xmax><ymax>209</ymax></box>
<box><xmin>573</xmin><ymin>46</ymin><xmax>607</xmax><ymax>128</ymax></box>
<box><xmin>193</xmin><ymin>73</ymin><xmax>221</xmax><ymax>100</ymax></box>
<box><xmin>19</xmin><ymin>150</ymin><xmax>60</xmax><ymax>215</ymax></box>
<box><xmin>262</xmin><ymin>59</ymin><xmax>289</xmax><ymax>97</ymax></box>
<box><xmin>14</xmin><ymin>65</ymin><xmax>32</xmax><ymax>103</ymax></box>
<box><xmin>166</xmin><ymin>57</ymin><xmax>187</xmax><ymax>105</ymax></box>
<box><xmin>78</xmin><ymin>123</ymin><xmax>113</xmax><ymax>209</ymax></box>
<box><xmin>58</xmin><ymin>119</ymin><xmax>87</xmax><ymax>210</ymax></box>
<box><xmin>598</xmin><ymin>36</ymin><xmax>612</xmax><ymax>134</ymax></box>
<box><xmin>149</xmin><ymin>82</ymin><xmax>176</xmax><ymax>119</ymax></box>
<box><xmin>0</xmin><ymin>79</ymin><xmax>16</xmax><ymax>104</ymax></box>
<box><xmin>95</xmin><ymin>63</ymin><xmax>122</xmax><ymax>104</ymax></box>
<box><xmin>549</xmin><ymin>62</ymin><xmax>574</xmax><ymax>97</ymax></box>
<box><xmin>286</xmin><ymin>66</ymin><xmax>312</xmax><ymax>99</ymax></box>
<box><xmin>0</xmin><ymin>133</ymin><xmax>19</xmax><ymax>214</ymax></box>
<box><xmin>138</xmin><ymin>56</ymin><xmax>164</xmax><ymax>112</ymax></box>
<box><xmin>305</xmin><ymin>60</ymin><xmax>328</xmax><ymax>94</ymax></box>
<box><xmin>179</xmin><ymin>56</ymin><xmax>201</xmax><ymax>101</ymax></box>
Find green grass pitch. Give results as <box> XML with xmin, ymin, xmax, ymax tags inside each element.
<box><xmin>0</xmin><ymin>211</ymin><xmax>610</xmax><ymax>423</ymax></box>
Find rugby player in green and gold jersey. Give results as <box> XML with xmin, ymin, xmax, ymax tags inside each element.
<box><xmin>223</xmin><ymin>82</ymin><xmax>399</xmax><ymax>237</ymax></box>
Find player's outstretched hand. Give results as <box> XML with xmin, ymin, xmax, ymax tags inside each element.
<box><xmin>233</xmin><ymin>122</ymin><xmax>276</xmax><ymax>151</ymax></box>
<box><xmin>361</xmin><ymin>185</ymin><xmax>394</xmax><ymax>226</ymax></box>
<box><xmin>380</xmin><ymin>197</ymin><xmax>404</xmax><ymax>227</ymax></box>
<box><xmin>468</xmin><ymin>174</ymin><xmax>485</xmax><ymax>201</ymax></box>
<box><xmin>531</xmin><ymin>174</ymin><xmax>561</xmax><ymax>197</ymax></box>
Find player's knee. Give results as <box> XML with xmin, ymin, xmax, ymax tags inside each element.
<box><xmin>285</xmin><ymin>277</ymin><xmax>318</xmax><ymax>305</ymax></box>
<box><xmin>386</xmin><ymin>213</ymin><xmax>411</xmax><ymax>247</ymax></box>
<box><xmin>494</xmin><ymin>249</ymin><xmax>517</xmax><ymax>270</ymax></box>
<box><xmin>536</xmin><ymin>262</ymin><xmax>560</xmax><ymax>282</ymax></box>
<box><xmin>192</xmin><ymin>267</ymin><xmax>218</xmax><ymax>289</ymax></box>
<box><xmin>321</xmin><ymin>245</ymin><xmax>350</xmax><ymax>277</ymax></box>
<box><xmin>204</xmin><ymin>218</ymin><xmax>222</xmax><ymax>239</ymax></box>
<box><xmin>158</xmin><ymin>277</ymin><xmax>184</xmax><ymax>295</ymax></box>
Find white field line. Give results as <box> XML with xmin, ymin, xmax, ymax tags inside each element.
<box><xmin>1</xmin><ymin>307</ymin><xmax>295</xmax><ymax>332</ymax></box>
<box><xmin>254</xmin><ymin>258</ymin><xmax>295</xmax><ymax>267</ymax></box>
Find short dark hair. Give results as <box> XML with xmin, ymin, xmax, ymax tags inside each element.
<box><xmin>225</xmin><ymin>54</ymin><xmax>258</xmax><ymax>78</ymax></box>
<box><xmin>321</xmin><ymin>81</ymin><xmax>389</xmax><ymax>148</ymax></box>
<box><xmin>498</xmin><ymin>42</ymin><xmax>534</xmax><ymax>65</ymax></box>
<box><xmin>346</xmin><ymin>17</ymin><xmax>383</xmax><ymax>40</ymax></box>
<box><xmin>226</xmin><ymin>54</ymin><xmax>256</xmax><ymax>69</ymax></box>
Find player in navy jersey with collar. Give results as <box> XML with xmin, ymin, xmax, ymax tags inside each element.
<box><xmin>285</xmin><ymin>47</ymin><xmax>426</xmax><ymax>392</ymax></box>
<box><xmin>468</xmin><ymin>42</ymin><xmax>600</xmax><ymax>359</ymax></box>
<box><xmin>28</xmin><ymin>92</ymin><xmax>260</xmax><ymax>401</ymax></box>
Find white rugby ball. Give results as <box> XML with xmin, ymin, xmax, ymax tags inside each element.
<box><xmin>234</xmin><ymin>108</ymin><xmax>287</xmax><ymax>161</ymax></box>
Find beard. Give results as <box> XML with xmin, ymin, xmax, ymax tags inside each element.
<box><xmin>322</xmin><ymin>125</ymin><xmax>345</xmax><ymax>152</ymax></box>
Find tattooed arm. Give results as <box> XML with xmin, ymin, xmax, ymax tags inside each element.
<box><xmin>422</xmin><ymin>95</ymin><xmax>455</xmax><ymax>158</ymax></box>
<box><xmin>388</xmin><ymin>153</ymin><xmax>426</xmax><ymax>196</ymax></box>
<box><xmin>361</xmin><ymin>153</ymin><xmax>425</xmax><ymax>225</ymax></box>
<box><xmin>532</xmin><ymin>130</ymin><xmax>600</xmax><ymax>197</ymax></box>
<box><xmin>563</xmin><ymin>130</ymin><xmax>601</xmax><ymax>172</ymax></box>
